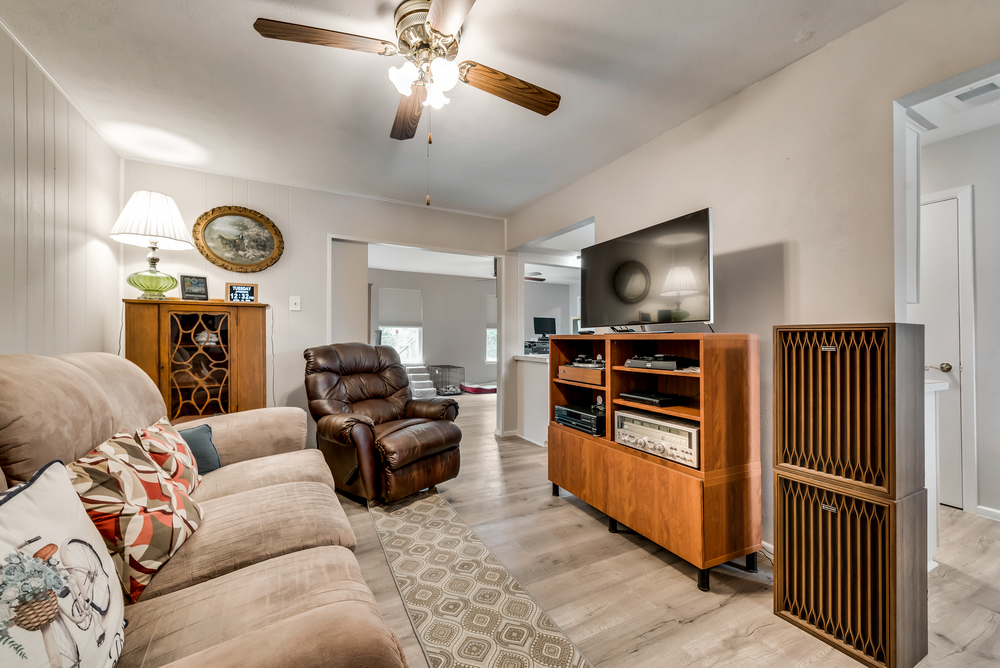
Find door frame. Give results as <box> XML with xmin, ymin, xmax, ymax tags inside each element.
<box><xmin>921</xmin><ymin>186</ymin><xmax>978</xmax><ymax>514</ymax></box>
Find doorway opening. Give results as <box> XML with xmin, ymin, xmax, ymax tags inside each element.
<box><xmin>367</xmin><ymin>243</ymin><xmax>500</xmax><ymax>419</ymax></box>
<box><xmin>896</xmin><ymin>60</ymin><xmax>1000</xmax><ymax>532</ymax></box>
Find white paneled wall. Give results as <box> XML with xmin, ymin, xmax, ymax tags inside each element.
<box><xmin>0</xmin><ymin>30</ymin><xmax>121</xmax><ymax>356</ymax></box>
<box><xmin>122</xmin><ymin>161</ymin><xmax>505</xmax><ymax>441</ymax></box>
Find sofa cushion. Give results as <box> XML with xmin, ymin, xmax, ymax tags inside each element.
<box><xmin>118</xmin><ymin>546</ymin><xmax>407</xmax><ymax>668</ymax></box>
<box><xmin>137</xmin><ymin>418</ymin><xmax>201</xmax><ymax>494</ymax></box>
<box><xmin>191</xmin><ymin>449</ymin><xmax>335</xmax><ymax>502</ymax></box>
<box><xmin>376</xmin><ymin>419</ymin><xmax>462</xmax><ymax>470</ymax></box>
<box><xmin>0</xmin><ymin>461</ymin><xmax>126</xmax><ymax>668</ymax></box>
<box><xmin>67</xmin><ymin>432</ymin><xmax>203</xmax><ymax>603</ymax></box>
<box><xmin>140</xmin><ymin>481</ymin><xmax>355</xmax><ymax>600</ymax></box>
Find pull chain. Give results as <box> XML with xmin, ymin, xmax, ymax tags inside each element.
<box><xmin>426</xmin><ymin>109</ymin><xmax>432</xmax><ymax>206</ymax></box>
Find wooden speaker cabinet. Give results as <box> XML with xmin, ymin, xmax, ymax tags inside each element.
<box><xmin>773</xmin><ymin>324</ymin><xmax>927</xmax><ymax>668</ymax></box>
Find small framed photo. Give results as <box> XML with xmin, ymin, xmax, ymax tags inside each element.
<box><xmin>226</xmin><ymin>282</ymin><xmax>258</xmax><ymax>303</ymax></box>
<box><xmin>180</xmin><ymin>275</ymin><xmax>209</xmax><ymax>301</ymax></box>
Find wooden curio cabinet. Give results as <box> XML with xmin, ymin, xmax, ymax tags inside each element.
<box><xmin>124</xmin><ymin>299</ymin><xmax>267</xmax><ymax>421</ymax></box>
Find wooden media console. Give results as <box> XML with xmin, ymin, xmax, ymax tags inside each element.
<box><xmin>547</xmin><ymin>333</ymin><xmax>762</xmax><ymax>591</ymax></box>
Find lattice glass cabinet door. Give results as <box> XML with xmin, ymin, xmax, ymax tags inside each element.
<box><xmin>166</xmin><ymin>308</ymin><xmax>232</xmax><ymax>419</ymax></box>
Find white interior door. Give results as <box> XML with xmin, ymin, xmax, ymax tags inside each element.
<box><xmin>907</xmin><ymin>197</ymin><xmax>964</xmax><ymax>508</ymax></box>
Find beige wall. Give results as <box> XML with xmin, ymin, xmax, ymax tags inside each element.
<box><xmin>921</xmin><ymin>124</ymin><xmax>1000</xmax><ymax>513</ymax></box>
<box><xmin>507</xmin><ymin>0</ymin><xmax>1000</xmax><ymax>543</ymax></box>
<box><xmin>0</xmin><ymin>29</ymin><xmax>121</xmax><ymax>356</ymax></box>
<box><xmin>121</xmin><ymin>161</ymin><xmax>506</xmax><ymax>440</ymax></box>
<box><xmin>329</xmin><ymin>239</ymin><xmax>369</xmax><ymax>345</ymax></box>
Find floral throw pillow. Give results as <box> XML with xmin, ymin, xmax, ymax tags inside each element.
<box><xmin>136</xmin><ymin>418</ymin><xmax>200</xmax><ymax>494</ymax></box>
<box><xmin>0</xmin><ymin>460</ymin><xmax>126</xmax><ymax>668</ymax></box>
<box><xmin>67</xmin><ymin>431</ymin><xmax>203</xmax><ymax>603</ymax></box>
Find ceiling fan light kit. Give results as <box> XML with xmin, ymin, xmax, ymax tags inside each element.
<box><xmin>253</xmin><ymin>0</ymin><xmax>561</xmax><ymax>141</ymax></box>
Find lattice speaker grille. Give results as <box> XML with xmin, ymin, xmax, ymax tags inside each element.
<box><xmin>777</xmin><ymin>476</ymin><xmax>890</xmax><ymax>666</ymax></box>
<box><xmin>775</xmin><ymin>328</ymin><xmax>890</xmax><ymax>491</ymax></box>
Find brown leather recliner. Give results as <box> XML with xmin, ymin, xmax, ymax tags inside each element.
<box><xmin>303</xmin><ymin>342</ymin><xmax>461</xmax><ymax>503</ymax></box>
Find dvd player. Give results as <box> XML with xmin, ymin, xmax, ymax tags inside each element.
<box><xmin>619</xmin><ymin>392</ymin><xmax>689</xmax><ymax>408</ymax></box>
<box><xmin>554</xmin><ymin>404</ymin><xmax>605</xmax><ymax>436</ymax></box>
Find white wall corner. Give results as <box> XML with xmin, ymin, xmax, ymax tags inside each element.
<box><xmin>893</xmin><ymin>101</ymin><xmax>911</xmax><ymax>319</ymax></box>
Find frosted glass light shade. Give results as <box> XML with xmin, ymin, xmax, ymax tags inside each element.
<box><xmin>109</xmin><ymin>191</ymin><xmax>194</xmax><ymax>250</ymax></box>
<box><xmin>430</xmin><ymin>57</ymin><xmax>459</xmax><ymax>92</ymax></box>
<box><xmin>388</xmin><ymin>62</ymin><xmax>418</xmax><ymax>96</ymax></box>
<box><xmin>660</xmin><ymin>266</ymin><xmax>699</xmax><ymax>296</ymax></box>
<box><xmin>423</xmin><ymin>85</ymin><xmax>451</xmax><ymax>109</ymax></box>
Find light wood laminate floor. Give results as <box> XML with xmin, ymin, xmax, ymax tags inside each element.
<box><xmin>341</xmin><ymin>394</ymin><xmax>1000</xmax><ymax>667</ymax></box>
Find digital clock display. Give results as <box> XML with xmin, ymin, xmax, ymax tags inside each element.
<box><xmin>227</xmin><ymin>284</ymin><xmax>256</xmax><ymax>303</ymax></box>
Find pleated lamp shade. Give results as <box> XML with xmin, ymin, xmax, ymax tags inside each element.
<box><xmin>110</xmin><ymin>191</ymin><xmax>194</xmax><ymax>250</ymax></box>
<box><xmin>660</xmin><ymin>266</ymin><xmax>699</xmax><ymax>297</ymax></box>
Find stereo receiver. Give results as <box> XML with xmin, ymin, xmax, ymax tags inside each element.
<box><xmin>614</xmin><ymin>410</ymin><xmax>699</xmax><ymax>468</ymax></box>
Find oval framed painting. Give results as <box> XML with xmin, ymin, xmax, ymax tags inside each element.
<box><xmin>192</xmin><ymin>206</ymin><xmax>284</xmax><ymax>273</ymax></box>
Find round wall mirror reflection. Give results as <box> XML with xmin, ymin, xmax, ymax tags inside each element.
<box><xmin>613</xmin><ymin>261</ymin><xmax>651</xmax><ymax>304</ymax></box>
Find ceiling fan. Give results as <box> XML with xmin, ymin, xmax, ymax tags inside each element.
<box><xmin>253</xmin><ymin>0</ymin><xmax>561</xmax><ymax>141</ymax></box>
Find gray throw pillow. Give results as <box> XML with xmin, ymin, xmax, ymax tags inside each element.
<box><xmin>178</xmin><ymin>424</ymin><xmax>221</xmax><ymax>474</ymax></box>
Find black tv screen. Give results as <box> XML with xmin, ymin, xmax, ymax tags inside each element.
<box><xmin>534</xmin><ymin>317</ymin><xmax>556</xmax><ymax>336</ymax></box>
<box><xmin>581</xmin><ymin>208</ymin><xmax>713</xmax><ymax>327</ymax></box>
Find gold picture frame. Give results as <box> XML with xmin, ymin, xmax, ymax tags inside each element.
<box><xmin>192</xmin><ymin>206</ymin><xmax>284</xmax><ymax>273</ymax></box>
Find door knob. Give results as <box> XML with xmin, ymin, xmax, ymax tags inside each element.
<box><xmin>925</xmin><ymin>362</ymin><xmax>953</xmax><ymax>373</ymax></box>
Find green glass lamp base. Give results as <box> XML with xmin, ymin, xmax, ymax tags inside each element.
<box><xmin>128</xmin><ymin>269</ymin><xmax>178</xmax><ymax>300</ymax></box>
<box><xmin>671</xmin><ymin>309</ymin><xmax>690</xmax><ymax>322</ymax></box>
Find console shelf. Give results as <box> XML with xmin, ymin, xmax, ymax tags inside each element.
<box><xmin>548</xmin><ymin>333</ymin><xmax>761</xmax><ymax>591</ymax></box>
<box><xmin>611</xmin><ymin>398</ymin><xmax>701</xmax><ymax>421</ymax></box>
<box><xmin>611</xmin><ymin>365</ymin><xmax>701</xmax><ymax>378</ymax></box>
<box><xmin>552</xmin><ymin>377</ymin><xmax>606</xmax><ymax>390</ymax></box>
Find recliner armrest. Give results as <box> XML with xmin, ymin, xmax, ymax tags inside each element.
<box><xmin>404</xmin><ymin>397</ymin><xmax>459</xmax><ymax>422</ymax></box>
<box><xmin>316</xmin><ymin>412</ymin><xmax>376</xmax><ymax>445</ymax></box>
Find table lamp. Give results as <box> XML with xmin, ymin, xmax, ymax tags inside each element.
<box><xmin>110</xmin><ymin>191</ymin><xmax>194</xmax><ymax>300</ymax></box>
<box><xmin>660</xmin><ymin>266</ymin><xmax>699</xmax><ymax>322</ymax></box>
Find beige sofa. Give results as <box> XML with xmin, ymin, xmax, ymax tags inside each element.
<box><xmin>0</xmin><ymin>352</ymin><xmax>408</xmax><ymax>668</ymax></box>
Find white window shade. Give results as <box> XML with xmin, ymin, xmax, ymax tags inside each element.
<box><xmin>379</xmin><ymin>288</ymin><xmax>423</xmax><ymax>327</ymax></box>
<box><xmin>486</xmin><ymin>294</ymin><xmax>498</xmax><ymax>328</ymax></box>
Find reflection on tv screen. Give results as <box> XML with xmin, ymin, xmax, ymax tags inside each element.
<box><xmin>581</xmin><ymin>208</ymin><xmax>713</xmax><ymax>327</ymax></box>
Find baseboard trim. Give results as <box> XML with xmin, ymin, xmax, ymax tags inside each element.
<box><xmin>977</xmin><ymin>505</ymin><xmax>1000</xmax><ymax>522</ymax></box>
<box><xmin>762</xmin><ymin>540</ymin><xmax>774</xmax><ymax>557</ymax></box>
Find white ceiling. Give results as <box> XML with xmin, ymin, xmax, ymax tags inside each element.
<box><xmin>912</xmin><ymin>71</ymin><xmax>1000</xmax><ymax>145</ymax></box>
<box><xmin>369</xmin><ymin>243</ymin><xmax>494</xmax><ymax>278</ymax></box>
<box><xmin>524</xmin><ymin>263</ymin><xmax>579</xmax><ymax>285</ymax></box>
<box><xmin>525</xmin><ymin>222</ymin><xmax>594</xmax><ymax>254</ymax></box>
<box><xmin>1</xmin><ymin>0</ymin><xmax>906</xmax><ymax>217</ymax></box>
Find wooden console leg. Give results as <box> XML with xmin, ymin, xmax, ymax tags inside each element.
<box><xmin>608</xmin><ymin>517</ymin><xmax>618</xmax><ymax>533</ymax></box>
<box><xmin>746</xmin><ymin>552</ymin><xmax>758</xmax><ymax>573</ymax></box>
<box><xmin>698</xmin><ymin>568</ymin><xmax>710</xmax><ymax>592</ymax></box>
<box><xmin>552</xmin><ymin>483</ymin><xmax>560</xmax><ymax>497</ymax></box>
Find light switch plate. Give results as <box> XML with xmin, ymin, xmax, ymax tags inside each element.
<box><xmin>290</xmin><ymin>296</ymin><xmax>301</xmax><ymax>311</ymax></box>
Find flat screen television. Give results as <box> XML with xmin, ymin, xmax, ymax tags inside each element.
<box><xmin>581</xmin><ymin>208</ymin><xmax>713</xmax><ymax>328</ymax></box>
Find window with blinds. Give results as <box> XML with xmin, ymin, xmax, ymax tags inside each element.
<box><xmin>378</xmin><ymin>288</ymin><xmax>422</xmax><ymax>364</ymax></box>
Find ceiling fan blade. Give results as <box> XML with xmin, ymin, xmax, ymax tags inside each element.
<box><xmin>459</xmin><ymin>61</ymin><xmax>561</xmax><ymax>116</ymax></box>
<box><xmin>390</xmin><ymin>85</ymin><xmax>428</xmax><ymax>140</ymax></box>
<box><xmin>253</xmin><ymin>18</ymin><xmax>396</xmax><ymax>55</ymax></box>
<box><xmin>426</xmin><ymin>0</ymin><xmax>477</xmax><ymax>38</ymax></box>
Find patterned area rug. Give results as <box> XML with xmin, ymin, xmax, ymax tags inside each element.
<box><xmin>370</xmin><ymin>491</ymin><xmax>592</xmax><ymax>668</ymax></box>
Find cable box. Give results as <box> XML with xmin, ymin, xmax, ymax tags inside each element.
<box><xmin>619</xmin><ymin>392</ymin><xmax>689</xmax><ymax>408</ymax></box>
